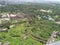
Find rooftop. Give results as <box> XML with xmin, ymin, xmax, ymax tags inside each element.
<box><xmin>48</xmin><ymin>41</ymin><xmax>60</xmax><ymax>45</ymax></box>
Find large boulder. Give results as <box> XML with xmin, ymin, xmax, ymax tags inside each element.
<box><xmin>0</xmin><ymin>28</ymin><xmax>8</xmax><ymax>32</ymax></box>
<box><xmin>0</xmin><ymin>42</ymin><xmax>2</xmax><ymax>45</ymax></box>
<box><xmin>3</xmin><ymin>42</ymin><xmax>10</xmax><ymax>45</ymax></box>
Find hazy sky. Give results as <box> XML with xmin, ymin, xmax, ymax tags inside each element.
<box><xmin>2</xmin><ymin>0</ymin><xmax>60</xmax><ymax>2</ymax></box>
<box><xmin>11</xmin><ymin>0</ymin><xmax>60</xmax><ymax>1</ymax></box>
<box><xmin>47</xmin><ymin>0</ymin><xmax>60</xmax><ymax>1</ymax></box>
<box><xmin>3</xmin><ymin>0</ymin><xmax>60</xmax><ymax>1</ymax></box>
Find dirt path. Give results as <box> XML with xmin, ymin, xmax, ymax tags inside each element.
<box><xmin>46</xmin><ymin>31</ymin><xmax>58</xmax><ymax>45</ymax></box>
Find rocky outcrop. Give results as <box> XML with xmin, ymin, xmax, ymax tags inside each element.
<box><xmin>3</xmin><ymin>42</ymin><xmax>10</xmax><ymax>45</ymax></box>
<box><xmin>0</xmin><ymin>42</ymin><xmax>2</xmax><ymax>45</ymax></box>
<box><xmin>0</xmin><ymin>42</ymin><xmax>10</xmax><ymax>45</ymax></box>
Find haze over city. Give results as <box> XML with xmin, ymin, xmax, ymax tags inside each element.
<box><xmin>1</xmin><ymin>0</ymin><xmax>60</xmax><ymax>2</ymax></box>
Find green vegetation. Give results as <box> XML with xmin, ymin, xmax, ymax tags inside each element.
<box><xmin>0</xmin><ymin>3</ymin><xmax>60</xmax><ymax>45</ymax></box>
<box><xmin>0</xmin><ymin>19</ymin><xmax>60</xmax><ymax>45</ymax></box>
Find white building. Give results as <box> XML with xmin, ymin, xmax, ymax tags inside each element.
<box><xmin>48</xmin><ymin>15</ymin><xmax>55</xmax><ymax>21</ymax></box>
<box><xmin>40</xmin><ymin>9</ymin><xmax>52</xmax><ymax>13</ymax></box>
<box><xmin>47</xmin><ymin>41</ymin><xmax>60</xmax><ymax>45</ymax></box>
<box><xmin>37</xmin><ymin>15</ymin><xmax>41</xmax><ymax>20</ymax></box>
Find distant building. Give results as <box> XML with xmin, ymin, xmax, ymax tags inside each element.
<box><xmin>37</xmin><ymin>15</ymin><xmax>41</xmax><ymax>20</ymax></box>
<box><xmin>48</xmin><ymin>17</ymin><xmax>55</xmax><ymax>21</ymax></box>
<box><xmin>0</xmin><ymin>14</ymin><xmax>10</xmax><ymax>24</ymax></box>
<box><xmin>40</xmin><ymin>9</ymin><xmax>52</xmax><ymax>13</ymax></box>
<box><xmin>48</xmin><ymin>15</ymin><xmax>55</xmax><ymax>21</ymax></box>
<box><xmin>42</xmin><ymin>15</ymin><xmax>55</xmax><ymax>21</ymax></box>
<box><xmin>47</xmin><ymin>41</ymin><xmax>60</xmax><ymax>45</ymax></box>
<box><xmin>9</xmin><ymin>14</ymin><xmax>16</xmax><ymax>18</ymax></box>
<box><xmin>43</xmin><ymin>16</ymin><xmax>48</xmax><ymax>19</ymax></box>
